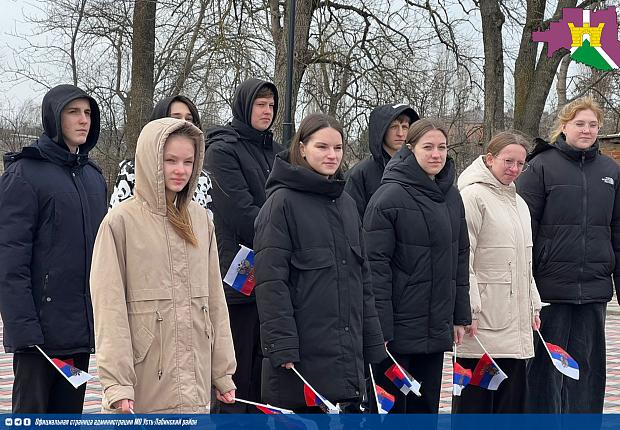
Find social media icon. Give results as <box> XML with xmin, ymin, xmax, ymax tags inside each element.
<box><xmin>5</xmin><ymin>418</ymin><xmax>12</xmax><ymax>426</ymax></box>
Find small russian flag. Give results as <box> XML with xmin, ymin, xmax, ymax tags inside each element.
<box><xmin>470</xmin><ymin>353</ymin><xmax>507</xmax><ymax>391</ymax></box>
<box><xmin>223</xmin><ymin>245</ymin><xmax>256</xmax><ymax>296</ymax></box>
<box><xmin>453</xmin><ymin>361</ymin><xmax>472</xmax><ymax>396</ymax></box>
<box><xmin>50</xmin><ymin>357</ymin><xmax>93</xmax><ymax>388</ymax></box>
<box><xmin>303</xmin><ymin>384</ymin><xmax>330</xmax><ymax>411</ymax></box>
<box><xmin>255</xmin><ymin>404</ymin><xmax>294</xmax><ymax>414</ymax></box>
<box><xmin>546</xmin><ymin>342</ymin><xmax>579</xmax><ymax>380</ymax></box>
<box><xmin>384</xmin><ymin>363</ymin><xmax>420</xmax><ymax>396</ymax></box>
<box><xmin>375</xmin><ymin>384</ymin><xmax>395</xmax><ymax>414</ymax></box>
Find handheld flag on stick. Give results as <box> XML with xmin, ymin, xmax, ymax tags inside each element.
<box><xmin>453</xmin><ymin>344</ymin><xmax>472</xmax><ymax>396</ymax></box>
<box><xmin>369</xmin><ymin>364</ymin><xmax>394</xmax><ymax>414</ymax></box>
<box><xmin>536</xmin><ymin>330</ymin><xmax>579</xmax><ymax>380</ymax></box>
<box><xmin>384</xmin><ymin>348</ymin><xmax>422</xmax><ymax>396</ymax></box>
<box><xmin>291</xmin><ymin>367</ymin><xmax>340</xmax><ymax>414</ymax></box>
<box><xmin>35</xmin><ymin>345</ymin><xmax>93</xmax><ymax>388</ymax></box>
<box><xmin>469</xmin><ymin>336</ymin><xmax>508</xmax><ymax>391</ymax></box>
<box><xmin>233</xmin><ymin>397</ymin><xmax>294</xmax><ymax>414</ymax></box>
<box><xmin>223</xmin><ymin>245</ymin><xmax>256</xmax><ymax>296</ymax></box>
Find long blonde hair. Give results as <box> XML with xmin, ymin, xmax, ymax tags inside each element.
<box><xmin>550</xmin><ymin>96</ymin><xmax>604</xmax><ymax>143</ymax></box>
<box><xmin>165</xmin><ymin>124</ymin><xmax>200</xmax><ymax>246</ymax></box>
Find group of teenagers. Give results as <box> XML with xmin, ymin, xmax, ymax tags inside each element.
<box><xmin>0</xmin><ymin>78</ymin><xmax>618</xmax><ymax>416</ymax></box>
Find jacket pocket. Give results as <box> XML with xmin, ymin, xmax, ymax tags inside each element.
<box><xmin>476</xmin><ymin>270</ymin><xmax>512</xmax><ymax>330</ymax></box>
<box><xmin>132</xmin><ymin>326</ymin><xmax>155</xmax><ymax>364</ymax></box>
<box><xmin>291</xmin><ymin>248</ymin><xmax>335</xmax><ymax>270</ymax></box>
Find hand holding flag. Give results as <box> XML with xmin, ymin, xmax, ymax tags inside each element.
<box><xmin>536</xmin><ymin>330</ymin><xmax>579</xmax><ymax>380</ymax></box>
<box><xmin>36</xmin><ymin>346</ymin><xmax>93</xmax><ymax>388</ymax></box>
<box><xmin>223</xmin><ymin>245</ymin><xmax>256</xmax><ymax>296</ymax></box>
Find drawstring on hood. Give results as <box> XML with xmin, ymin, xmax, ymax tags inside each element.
<box><xmin>134</xmin><ymin>118</ymin><xmax>205</xmax><ymax>216</ymax></box>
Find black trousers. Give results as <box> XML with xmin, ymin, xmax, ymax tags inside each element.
<box><xmin>452</xmin><ymin>357</ymin><xmax>527</xmax><ymax>413</ymax></box>
<box><xmin>526</xmin><ymin>303</ymin><xmax>606</xmax><ymax>413</ymax></box>
<box><xmin>12</xmin><ymin>352</ymin><xmax>90</xmax><ymax>413</ymax></box>
<box><xmin>371</xmin><ymin>351</ymin><xmax>444</xmax><ymax>414</ymax></box>
<box><xmin>218</xmin><ymin>302</ymin><xmax>263</xmax><ymax>413</ymax></box>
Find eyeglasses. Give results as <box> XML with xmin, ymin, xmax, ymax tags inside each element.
<box><xmin>568</xmin><ymin>121</ymin><xmax>599</xmax><ymax>130</ymax></box>
<box><xmin>493</xmin><ymin>156</ymin><xmax>529</xmax><ymax>172</ymax></box>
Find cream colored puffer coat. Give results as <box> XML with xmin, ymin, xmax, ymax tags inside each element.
<box><xmin>457</xmin><ymin>155</ymin><xmax>542</xmax><ymax>359</ymax></box>
<box><xmin>90</xmin><ymin>118</ymin><xmax>236</xmax><ymax>413</ymax></box>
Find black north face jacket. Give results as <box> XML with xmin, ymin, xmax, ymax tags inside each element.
<box><xmin>516</xmin><ymin>136</ymin><xmax>620</xmax><ymax>304</ymax></box>
<box><xmin>0</xmin><ymin>85</ymin><xmax>107</xmax><ymax>355</ymax></box>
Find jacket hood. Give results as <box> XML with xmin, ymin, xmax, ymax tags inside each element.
<box><xmin>134</xmin><ymin>118</ymin><xmax>205</xmax><ymax>216</ymax></box>
<box><xmin>232</xmin><ymin>78</ymin><xmax>279</xmax><ymax>129</ymax></box>
<box><xmin>265</xmin><ymin>150</ymin><xmax>345</xmax><ymax>199</ymax></box>
<box><xmin>457</xmin><ymin>155</ymin><xmax>515</xmax><ymax>193</ymax></box>
<box><xmin>150</xmin><ymin>95</ymin><xmax>202</xmax><ymax>130</ymax></box>
<box><xmin>369</xmin><ymin>103</ymin><xmax>419</xmax><ymax>164</ymax></box>
<box><xmin>382</xmin><ymin>144</ymin><xmax>455</xmax><ymax>201</ymax></box>
<box><xmin>204</xmin><ymin>125</ymin><xmax>239</xmax><ymax>149</ymax></box>
<box><xmin>41</xmin><ymin>84</ymin><xmax>100</xmax><ymax>154</ymax></box>
<box><xmin>554</xmin><ymin>133</ymin><xmax>599</xmax><ymax>162</ymax></box>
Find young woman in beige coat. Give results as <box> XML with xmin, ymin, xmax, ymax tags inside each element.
<box><xmin>453</xmin><ymin>131</ymin><xmax>542</xmax><ymax>413</ymax></box>
<box><xmin>90</xmin><ymin>118</ymin><xmax>236</xmax><ymax>413</ymax></box>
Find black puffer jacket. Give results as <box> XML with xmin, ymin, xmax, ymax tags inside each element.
<box><xmin>204</xmin><ymin>79</ymin><xmax>284</xmax><ymax>304</ymax></box>
<box><xmin>363</xmin><ymin>145</ymin><xmax>471</xmax><ymax>354</ymax></box>
<box><xmin>516</xmin><ymin>136</ymin><xmax>620</xmax><ymax>303</ymax></box>
<box><xmin>254</xmin><ymin>151</ymin><xmax>386</xmax><ymax>408</ymax></box>
<box><xmin>0</xmin><ymin>85</ymin><xmax>107</xmax><ymax>355</ymax></box>
<box><xmin>344</xmin><ymin>104</ymin><xmax>419</xmax><ymax>219</ymax></box>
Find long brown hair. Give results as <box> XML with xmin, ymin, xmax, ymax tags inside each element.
<box><xmin>550</xmin><ymin>96</ymin><xmax>604</xmax><ymax>143</ymax></box>
<box><xmin>290</xmin><ymin>113</ymin><xmax>345</xmax><ymax>177</ymax></box>
<box><xmin>165</xmin><ymin>124</ymin><xmax>201</xmax><ymax>246</ymax></box>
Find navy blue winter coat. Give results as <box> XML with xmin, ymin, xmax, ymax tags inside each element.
<box><xmin>0</xmin><ymin>85</ymin><xmax>107</xmax><ymax>355</ymax></box>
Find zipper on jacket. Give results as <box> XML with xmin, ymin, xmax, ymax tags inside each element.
<box><xmin>201</xmin><ymin>305</ymin><xmax>211</xmax><ymax>338</ymax></box>
<box><xmin>42</xmin><ymin>274</ymin><xmax>49</xmax><ymax>303</ymax></box>
<box><xmin>579</xmin><ymin>153</ymin><xmax>587</xmax><ymax>303</ymax></box>
<box><xmin>156</xmin><ymin>310</ymin><xmax>164</xmax><ymax>379</ymax></box>
<box><xmin>508</xmin><ymin>262</ymin><xmax>513</xmax><ymax>295</ymax></box>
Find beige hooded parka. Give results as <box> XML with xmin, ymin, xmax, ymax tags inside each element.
<box><xmin>457</xmin><ymin>155</ymin><xmax>542</xmax><ymax>359</ymax></box>
<box><xmin>90</xmin><ymin>118</ymin><xmax>236</xmax><ymax>413</ymax></box>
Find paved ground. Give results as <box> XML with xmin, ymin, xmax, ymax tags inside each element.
<box><xmin>0</xmin><ymin>302</ymin><xmax>619</xmax><ymax>413</ymax></box>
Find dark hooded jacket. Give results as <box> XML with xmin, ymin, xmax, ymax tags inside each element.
<box><xmin>345</xmin><ymin>104</ymin><xmax>419</xmax><ymax>219</ymax></box>
<box><xmin>516</xmin><ymin>135</ymin><xmax>620</xmax><ymax>304</ymax></box>
<box><xmin>363</xmin><ymin>145</ymin><xmax>471</xmax><ymax>354</ymax></box>
<box><xmin>254</xmin><ymin>151</ymin><xmax>386</xmax><ymax>408</ymax></box>
<box><xmin>204</xmin><ymin>78</ymin><xmax>284</xmax><ymax>305</ymax></box>
<box><xmin>0</xmin><ymin>84</ymin><xmax>107</xmax><ymax>355</ymax></box>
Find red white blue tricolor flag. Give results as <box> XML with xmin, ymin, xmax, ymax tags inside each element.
<box><xmin>470</xmin><ymin>353</ymin><xmax>507</xmax><ymax>391</ymax></box>
<box><xmin>545</xmin><ymin>342</ymin><xmax>580</xmax><ymax>380</ymax></box>
<box><xmin>453</xmin><ymin>361</ymin><xmax>472</xmax><ymax>396</ymax></box>
<box><xmin>303</xmin><ymin>384</ymin><xmax>333</xmax><ymax>413</ymax></box>
<box><xmin>255</xmin><ymin>404</ymin><xmax>295</xmax><ymax>414</ymax></box>
<box><xmin>375</xmin><ymin>384</ymin><xmax>395</xmax><ymax>414</ymax></box>
<box><xmin>384</xmin><ymin>363</ymin><xmax>421</xmax><ymax>396</ymax></box>
<box><xmin>223</xmin><ymin>245</ymin><xmax>256</xmax><ymax>296</ymax></box>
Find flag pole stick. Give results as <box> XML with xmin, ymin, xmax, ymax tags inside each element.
<box><xmin>535</xmin><ymin>329</ymin><xmax>553</xmax><ymax>358</ymax></box>
<box><xmin>233</xmin><ymin>397</ymin><xmax>293</xmax><ymax>413</ymax></box>
<box><xmin>368</xmin><ymin>364</ymin><xmax>382</xmax><ymax>414</ymax></box>
<box><xmin>385</xmin><ymin>347</ymin><xmax>410</xmax><ymax>382</ymax></box>
<box><xmin>291</xmin><ymin>367</ymin><xmax>337</xmax><ymax>411</ymax></box>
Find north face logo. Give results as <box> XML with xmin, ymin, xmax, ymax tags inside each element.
<box><xmin>602</xmin><ymin>177</ymin><xmax>614</xmax><ymax>185</ymax></box>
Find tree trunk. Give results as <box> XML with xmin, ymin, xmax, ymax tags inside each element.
<box><xmin>125</xmin><ymin>0</ymin><xmax>157</xmax><ymax>156</ymax></box>
<box><xmin>556</xmin><ymin>54</ymin><xmax>571</xmax><ymax>108</ymax></box>
<box><xmin>479</xmin><ymin>0</ymin><xmax>505</xmax><ymax>145</ymax></box>
<box><xmin>270</xmin><ymin>0</ymin><xmax>318</xmax><ymax>144</ymax></box>
<box><xmin>513</xmin><ymin>0</ymin><xmax>577</xmax><ymax>138</ymax></box>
